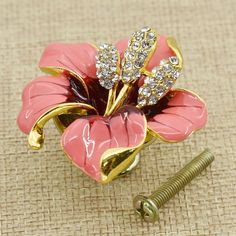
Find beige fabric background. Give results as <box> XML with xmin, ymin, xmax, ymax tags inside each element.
<box><xmin>0</xmin><ymin>0</ymin><xmax>236</xmax><ymax>235</ymax></box>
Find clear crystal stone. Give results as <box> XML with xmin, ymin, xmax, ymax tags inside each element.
<box><xmin>124</xmin><ymin>62</ymin><xmax>133</xmax><ymax>70</ymax></box>
<box><xmin>148</xmin><ymin>95</ymin><xmax>158</xmax><ymax>105</ymax></box>
<box><xmin>110</xmin><ymin>66</ymin><xmax>117</xmax><ymax>72</ymax></box>
<box><xmin>111</xmin><ymin>54</ymin><xmax>118</xmax><ymax>62</ymax></box>
<box><xmin>125</xmin><ymin>51</ymin><xmax>135</xmax><ymax>60</ymax></box>
<box><xmin>99</xmin><ymin>79</ymin><xmax>114</xmax><ymax>89</ymax></box>
<box><xmin>112</xmin><ymin>74</ymin><xmax>119</xmax><ymax>82</ymax></box>
<box><xmin>169</xmin><ymin>56</ymin><xmax>178</xmax><ymax>65</ymax></box>
<box><xmin>156</xmin><ymin>86</ymin><xmax>165</xmax><ymax>97</ymax></box>
<box><xmin>96</xmin><ymin>61</ymin><xmax>101</xmax><ymax>68</ymax></box>
<box><xmin>142</xmin><ymin>87</ymin><xmax>151</xmax><ymax>97</ymax></box>
<box><xmin>138</xmin><ymin>97</ymin><xmax>147</xmax><ymax>106</ymax></box>
<box><xmin>172</xmin><ymin>70</ymin><xmax>181</xmax><ymax>79</ymax></box>
<box><xmin>134</xmin><ymin>31</ymin><xmax>145</xmax><ymax>41</ymax></box>
<box><xmin>151</xmin><ymin>66</ymin><xmax>159</xmax><ymax>74</ymax></box>
<box><xmin>142</xmin><ymin>40</ymin><xmax>152</xmax><ymax>49</ymax></box>
<box><xmin>122</xmin><ymin>75</ymin><xmax>131</xmax><ymax>83</ymax></box>
<box><xmin>99</xmin><ymin>43</ymin><xmax>109</xmax><ymax>50</ymax></box>
<box><xmin>111</xmin><ymin>47</ymin><xmax>117</xmax><ymax>54</ymax></box>
<box><xmin>122</xmin><ymin>71</ymin><xmax>131</xmax><ymax>82</ymax></box>
<box><xmin>160</xmin><ymin>59</ymin><xmax>168</xmax><ymax>66</ymax></box>
<box><xmin>133</xmin><ymin>70</ymin><xmax>141</xmax><ymax>80</ymax></box>
<box><xmin>163</xmin><ymin>63</ymin><xmax>173</xmax><ymax>73</ymax></box>
<box><xmin>147</xmin><ymin>31</ymin><xmax>156</xmax><ymax>41</ymax></box>
<box><xmin>134</xmin><ymin>59</ymin><xmax>143</xmax><ymax>68</ymax></box>
<box><xmin>132</xmin><ymin>41</ymin><xmax>140</xmax><ymax>51</ymax></box>
<box><xmin>162</xmin><ymin>78</ymin><xmax>173</xmax><ymax>88</ymax></box>
<box><xmin>144</xmin><ymin>77</ymin><xmax>157</xmax><ymax>88</ymax></box>
<box><xmin>141</xmin><ymin>26</ymin><xmax>151</xmax><ymax>32</ymax></box>
<box><xmin>96</xmin><ymin>72</ymin><xmax>102</xmax><ymax>79</ymax></box>
<box><xmin>138</xmin><ymin>53</ymin><xmax>146</xmax><ymax>62</ymax></box>
<box><xmin>156</xmin><ymin>70</ymin><xmax>165</xmax><ymax>80</ymax></box>
<box><xmin>101</xmin><ymin>69</ymin><xmax>109</xmax><ymax>78</ymax></box>
<box><xmin>138</xmin><ymin>87</ymin><xmax>144</xmax><ymax>94</ymax></box>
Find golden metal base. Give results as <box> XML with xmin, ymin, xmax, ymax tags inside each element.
<box><xmin>118</xmin><ymin>153</ymin><xmax>140</xmax><ymax>177</ymax></box>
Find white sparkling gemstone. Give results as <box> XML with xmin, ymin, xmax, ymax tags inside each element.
<box><xmin>141</xmin><ymin>26</ymin><xmax>151</xmax><ymax>32</ymax></box>
<box><xmin>96</xmin><ymin>72</ymin><xmax>102</xmax><ymax>79</ymax></box>
<box><xmin>110</xmin><ymin>65</ymin><xmax>117</xmax><ymax>72</ymax></box>
<box><xmin>156</xmin><ymin>70</ymin><xmax>165</xmax><ymax>80</ymax></box>
<box><xmin>122</xmin><ymin>76</ymin><xmax>131</xmax><ymax>83</ymax></box>
<box><xmin>144</xmin><ymin>77</ymin><xmax>157</xmax><ymax>88</ymax></box>
<box><xmin>156</xmin><ymin>86</ymin><xmax>165</xmax><ymax>97</ymax></box>
<box><xmin>160</xmin><ymin>59</ymin><xmax>168</xmax><ymax>66</ymax></box>
<box><xmin>111</xmin><ymin>47</ymin><xmax>117</xmax><ymax>54</ymax></box>
<box><xmin>147</xmin><ymin>31</ymin><xmax>156</xmax><ymax>41</ymax></box>
<box><xmin>169</xmin><ymin>56</ymin><xmax>179</xmax><ymax>65</ymax></box>
<box><xmin>112</xmin><ymin>74</ymin><xmax>119</xmax><ymax>82</ymax></box>
<box><xmin>138</xmin><ymin>53</ymin><xmax>146</xmax><ymax>62</ymax></box>
<box><xmin>96</xmin><ymin>61</ymin><xmax>101</xmax><ymax>68</ymax></box>
<box><xmin>111</xmin><ymin>55</ymin><xmax>118</xmax><ymax>62</ymax></box>
<box><xmin>132</xmin><ymin>41</ymin><xmax>140</xmax><ymax>51</ymax></box>
<box><xmin>127</xmin><ymin>51</ymin><xmax>136</xmax><ymax>61</ymax></box>
<box><xmin>142</xmin><ymin>87</ymin><xmax>151</xmax><ymax>97</ymax></box>
<box><xmin>142</xmin><ymin>40</ymin><xmax>152</xmax><ymax>49</ymax></box>
<box><xmin>122</xmin><ymin>71</ymin><xmax>131</xmax><ymax>82</ymax></box>
<box><xmin>148</xmin><ymin>95</ymin><xmax>158</xmax><ymax>105</ymax></box>
<box><xmin>172</xmin><ymin>70</ymin><xmax>181</xmax><ymax>79</ymax></box>
<box><xmin>151</xmin><ymin>66</ymin><xmax>159</xmax><ymax>74</ymax></box>
<box><xmin>134</xmin><ymin>31</ymin><xmax>145</xmax><ymax>41</ymax></box>
<box><xmin>101</xmin><ymin>69</ymin><xmax>109</xmax><ymax>78</ymax></box>
<box><xmin>99</xmin><ymin>43</ymin><xmax>109</xmax><ymax>50</ymax></box>
<box><xmin>138</xmin><ymin>87</ymin><xmax>144</xmax><ymax>94</ymax></box>
<box><xmin>138</xmin><ymin>98</ymin><xmax>147</xmax><ymax>106</ymax></box>
<box><xmin>133</xmin><ymin>70</ymin><xmax>141</xmax><ymax>80</ymax></box>
<box><xmin>101</xmin><ymin>62</ymin><xmax>109</xmax><ymax>69</ymax></box>
<box><xmin>134</xmin><ymin>59</ymin><xmax>143</xmax><ymax>68</ymax></box>
<box><xmin>162</xmin><ymin>78</ymin><xmax>173</xmax><ymax>88</ymax></box>
<box><xmin>124</xmin><ymin>61</ymin><xmax>133</xmax><ymax>70</ymax></box>
<box><xmin>99</xmin><ymin>79</ymin><xmax>114</xmax><ymax>89</ymax></box>
<box><xmin>163</xmin><ymin>63</ymin><xmax>173</xmax><ymax>73</ymax></box>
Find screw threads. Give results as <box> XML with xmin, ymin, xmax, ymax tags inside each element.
<box><xmin>150</xmin><ymin>149</ymin><xmax>214</xmax><ymax>208</ymax></box>
<box><xmin>133</xmin><ymin>149</ymin><xmax>214</xmax><ymax>222</ymax></box>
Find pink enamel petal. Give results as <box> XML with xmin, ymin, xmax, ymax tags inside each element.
<box><xmin>148</xmin><ymin>90</ymin><xmax>207</xmax><ymax>142</ymax></box>
<box><xmin>109</xmin><ymin>115</ymin><xmax>128</xmax><ymax>147</ymax></box>
<box><xmin>138</xmin><ymin>35</ymin><xmax>176</xmax><ymax>87</ymax></box>
<box><xmin>62</xmin><ymin>119</ymin><xmax>89</xmax><ymax>168</ymax></box>
<box><xmin>17</xmin><ymin>75</ymin><xmax>72</xmax><ymax>134</ymax></box>
<box><xmin>84</xmin><ymin>119</ymin><xmax>111</xmax><ymax>180</ymax></box>
<box><xmin>115</xmin><ymin>38</ymin><xmax>129</xmax><ymax>60</ymax></box>
<box><xmin>146</xmin><ymin>35</ymin><xmax>175</xmax><ymax>71</ymax></box>
<box><xmin>61</xmin><ymin>106</ymin><xmax>146</xmax><ymax>182</ymax></box>
<box><xmin>39</xmin><ymin>43</ymin><xmax>97</xmax><ymax>79</ymax></box>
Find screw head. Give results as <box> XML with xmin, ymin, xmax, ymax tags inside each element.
<box><xmin>133</xmin><ymin>195</ymin><xmax>159</xmax><ymax>223</ymax></box>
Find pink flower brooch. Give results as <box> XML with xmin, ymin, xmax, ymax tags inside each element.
<box><xmin>17</xmin><ymin>27</ymin><xmax>207</xmax><ymax>183</ymax></box>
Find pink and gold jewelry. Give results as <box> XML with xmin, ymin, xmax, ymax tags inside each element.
<box><xmin>17</xmin><ymin>27</ymin><xmax>207</xmax><ymax>183</ymax></box>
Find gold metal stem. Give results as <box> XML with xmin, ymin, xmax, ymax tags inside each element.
<box><xmin>133</xmin><ymin>149</ymin><xmax>214</xmax><ymax>223</ymax></box>
<box><xmin>104</xmin><ymin>84</ymin><xmax>118</xmax><ymax>116</ymax></box>
<box><xmin>105</xmin><ymin>84</ymin><xmax>131</xmax><ymax>116</ymax></box>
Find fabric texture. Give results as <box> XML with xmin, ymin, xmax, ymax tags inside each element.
<box><xmin>0</xmin><ymin>0</ymin><xmax>236</xmax><ymax>235</ymax></box>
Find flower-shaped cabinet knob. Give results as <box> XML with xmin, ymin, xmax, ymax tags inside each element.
<box><xmin>17</xmin><ymin>27</ymin><xmax>207</xmax><ymax>183</ymax></box>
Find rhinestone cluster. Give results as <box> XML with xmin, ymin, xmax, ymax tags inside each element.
<box><xmin>121</xmin><ymin>27</ymin><xmax>157</xmax><ymax>83</ymax></box>
<box><xmin>96</xmin><ymin>43</ymin><xmax>120</xmax><ymax>89</ymax></box>
<box><xmin>138</xmin><ymin>56</ymin><xmax>182</xmax><ymax>107</ymax></box>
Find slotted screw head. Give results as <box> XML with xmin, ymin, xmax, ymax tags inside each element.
<box><xmin>133</xmin><ymin>148</ymin><xmax>214</xmax><ymax>223</ymax></box>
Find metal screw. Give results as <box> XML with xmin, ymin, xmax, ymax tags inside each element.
<box><xmin>133</xmin><ymin>148</ymin><xmax>214</xmax><ymax>223</ymax></box>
